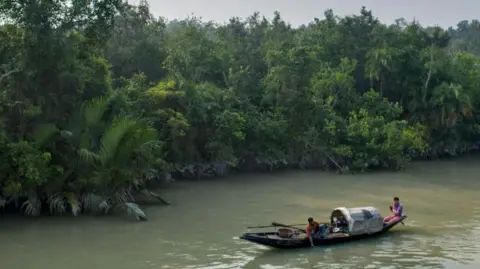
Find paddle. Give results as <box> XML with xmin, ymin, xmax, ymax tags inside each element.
<box><xmin>389</xmin><ymin>205</ymin><xmax>405</xmax><ymax>225</ymax></box>
<box><xmin>271</xmin><ymin>222</ymin><xmax>307</xmax><ymax>233</ymax></box>
<box><xmin>247</xmin><ymin>223</ymin><xmax>305</xmax><ymax>229</ymax></box>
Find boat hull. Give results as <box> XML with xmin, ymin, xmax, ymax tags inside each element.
<box><xmin>240</xmin><ymin>216</ymin><xmax>407</xmax><ymax>249</ymax></box>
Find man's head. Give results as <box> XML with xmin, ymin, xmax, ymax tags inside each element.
<box><xmin>393</xmin><ymin>197</ymin><xmax>400</xmax><ymax>205</ymax></box>
<box><xmin>308</xmin><ymin>217</ymin><xmax>314</xmax><ymax>224</ymax></box>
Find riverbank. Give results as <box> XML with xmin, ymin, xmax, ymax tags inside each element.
<box><xmin>167</xmin><ymin>142</ymin><xmax>480</xmax><ymax>182</ymax></box>
<box><xmin>2</xmin><ymin>142</ymin><xmax>478</xmax><ymax>219</ymax></box>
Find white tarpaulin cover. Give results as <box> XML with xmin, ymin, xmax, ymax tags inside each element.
<box><xmin>331</xmin><ymin>206</ymin><xmax>384</xmax><ymax>235</ymax></box>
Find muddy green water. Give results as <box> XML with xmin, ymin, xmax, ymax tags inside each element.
<box><xmin>1</xmin><ymin>158</ymin><xmax>480</xmax><ymax>269</ymax></box>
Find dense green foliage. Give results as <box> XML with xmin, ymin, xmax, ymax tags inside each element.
<box><xmin>1</xmin><ymin>1</ymin><xmax>480</xmax><ymax>219</ymax></box>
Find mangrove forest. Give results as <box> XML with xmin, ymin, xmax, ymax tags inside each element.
<box><xmin>1</xmin><ymin>0</ymin><xmax>480</xmax><ymax>219</ymax></box>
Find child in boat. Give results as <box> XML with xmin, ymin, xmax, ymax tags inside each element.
<box><xmin>384</xmin><ymin>197</ymin><xmax>403</xmax><ymax>224</ymax></box>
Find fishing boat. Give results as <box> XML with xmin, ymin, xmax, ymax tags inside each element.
<box><xmin>239</xmin><ymin>206</ymin><xmax>407</xmax><ymax>249</ymax></box>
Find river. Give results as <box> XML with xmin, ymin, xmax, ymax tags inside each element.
<box><xmin>1</xmin><ymin>157</ymin><xmax>480</xmax><ymax>269</ymax></box>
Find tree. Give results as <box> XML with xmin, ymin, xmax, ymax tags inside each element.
<box><xmin>2</xmin><ymin>3</ymin><xmax>480</xmax><ymax>219</ymax></box>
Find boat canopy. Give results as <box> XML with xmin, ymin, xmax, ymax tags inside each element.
<box><xmin>331</xmin><ymin>207</ymin><xmax>384</xmax><ymax>235</ymax></box>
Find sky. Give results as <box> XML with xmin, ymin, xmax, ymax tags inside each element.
<box><xmin>134</xmin><ymin>0</ymin><xmax>479</xmax><ymax>28</ymax></box>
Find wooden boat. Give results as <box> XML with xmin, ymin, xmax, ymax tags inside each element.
<box><xmin>239</xmin><ymin>206</ymin><xmax>407</xmax><ymax>249</ymax></box>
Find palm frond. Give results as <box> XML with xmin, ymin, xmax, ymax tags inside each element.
<box><xmin>81</xmin><ymin>193</ymin><xmax>110</xmax><ymax>214</ymax></box>
<box><xmin>64</xmin><ymin>192</ymin><xmax>81</xmax><ymax>216</ymax></box>
<box><xmin>98</xmin><ymin>199</ymin><xmax>110</xmax><ymax>213</ymax></box>
<box><xmin>21</xmin><ymin>194</ymin><xmax>41</xmax><ymax>216</ymax></box>
<box><xmin>47</xmin><ymin>193</ymin><xmax>66</xmax><ymax>215</ymax></box>
<box><xmin>114</xmin><ymin>124</ymin><xmax>159</xmax><ymax>165</ymax></box>
<box><xmin>114</xmin><ymin>189</ymin><xmax>135</xmax><ymax>204</ymax></box>
<box><xmin>77</xmin><ymin>148</ymin><xmax>99</xmax><ymax>163</ymax></box>
<box><xmin>83</xmin><ymin>97</ymin><xmax>109</xmax><ymax>126</ymax></box>
<box><xmin>131</xmin><ymin>125</ymin><xmax>158</xmax><ymax>150</ymax></box>
<box><xmin>122</xmin><ymin>202</ymin><xmax>147</xmax><ymax>221</ymax></box>
<box><xmin>97</xmin><ymin>117</ymin><xmax>137</xmax><ymax>165</ymax></box>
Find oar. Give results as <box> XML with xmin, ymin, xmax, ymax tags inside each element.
<box><xmin>247</xmin><ymin>223</ymin><xmax>305</xmax><ymax>229</ymax></box>
<box><xmin>389</xmin><ymin>205</ymin><xmax>405</xmax><ymax>225</ymax></box>
<box><xmin>271</xmin><ymin>222</ymin><xmax>307</xmax><ymax>233</ymax></box>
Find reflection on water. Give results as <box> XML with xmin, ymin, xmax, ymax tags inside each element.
<box><xmin>1</xmin><ymin>157</ymin><xmax>480</xmax><ymax>269</ymax></box>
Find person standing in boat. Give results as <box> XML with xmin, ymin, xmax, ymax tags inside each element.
<box><xmin>306</xmin><ymin>217</ymin><xmax>326</xmax><ymax>247</ymax></box>
<box><xmin>384</xmin><ymin>197</ymin><xmax>403</xmax><ymax>224</ymax></box>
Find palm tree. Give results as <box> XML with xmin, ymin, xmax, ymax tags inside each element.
<box><xmin>43</xmin><ymin>97</ymin><xmax>163</xmax><ymax>220</ymax></box>
<box><xmin>429</xmin><ymin>83</ymin><xmax>472</xmax><ymax>128</ymax></box>
<box><xmin>365</xmin><ymin>48</ymin><xmax>392</xmax><ymax>97</ymax></box>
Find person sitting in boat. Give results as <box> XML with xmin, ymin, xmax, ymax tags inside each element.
<box><xmin>306</xmin><ymin>217</ymin><xmax>326</xmax><ymax>243</ymax></box>
<box><xmin>384</xmin><ymin>197</ymin><xmax>403</xmax><ymax>224</ymax></box>
<box><xmin>335</xmin><ymin>215</ymin><xmax>349</xmax><ymax>230</ymax></box>
<box><xmin>306</xmin><ymin>217</ymin><xmax>320</xmax><ymax>237</ymax></box>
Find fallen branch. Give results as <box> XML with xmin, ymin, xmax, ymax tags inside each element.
<box><xmin>149</xmin><ymin>191</ymin><xmax>170</xmax><ymax>205</ymax></box>
<box><xmin>319</xmin><ymin>148</ymin><xmax>344</xmax><ymax>172</ymax></box>
<box><xmin>141</xmin><ymin>189</ymin><xmax>170</xmax><ymax>205</ymax></box>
